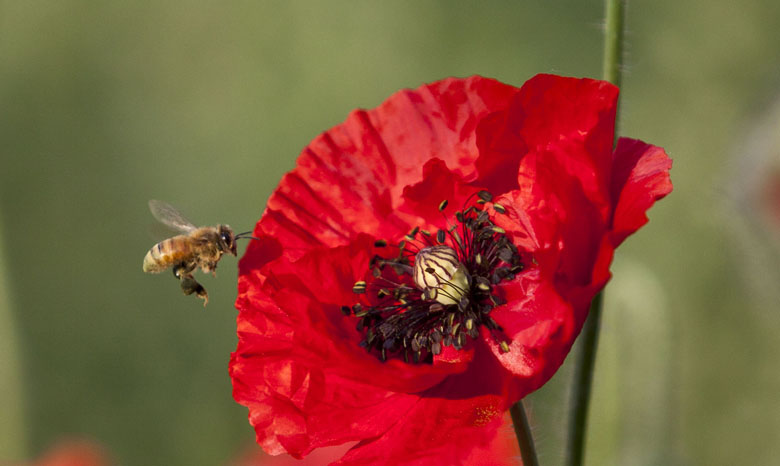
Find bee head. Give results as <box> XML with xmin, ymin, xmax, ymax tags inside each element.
<box><xmin>217</xmin><ymin>225</ymin><xmax>237</xmax><ymax>256</ymax></box>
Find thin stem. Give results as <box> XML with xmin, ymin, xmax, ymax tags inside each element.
<box><xmin>564</xmin><ymin>292</ymin><xmax>604</xmax><ymax>466</ymax></box>
<box><xmin>602</xmin><ymin>0</ymin><xmax>626</xmax><ymax>88</ymax></box>
<box><xmin>510</xmin><ymin>400</ymin><xmax>539</xmax><ymax>466</ymax></box>
<box><xmin>564</xmin><ymin>1</ymin><xmax>626</xmax><ymax>464</ymax></box>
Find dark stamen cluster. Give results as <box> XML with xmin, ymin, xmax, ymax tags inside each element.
<box><xmin>343</xmin><ymin>191</ymin><xmax>524</xmax><ymax>363</ymax></box>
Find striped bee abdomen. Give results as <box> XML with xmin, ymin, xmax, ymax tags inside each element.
<box><xmin>142</xmin><ymin>235</ymin><xmax>193</xmax><ymax>273</ymax></box>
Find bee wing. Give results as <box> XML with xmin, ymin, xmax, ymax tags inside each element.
<box><xmin>148</xmin><ymin>200</ymin><xmax>197</xmax><ymax>233</ymax></box>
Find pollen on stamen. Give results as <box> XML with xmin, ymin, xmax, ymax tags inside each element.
<box><xmin>352</xmin><ymin>281</ymin><xmax>367</xmax><ymax>294</ymax></box>
<box><xmin>477</xmin><ymin>190</ymin><xmax>493</xmax><ymax>202</ymax></box>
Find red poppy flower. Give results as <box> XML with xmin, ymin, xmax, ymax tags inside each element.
<box><xmin>230</xmin><ymin>74</ymin><xmax>672</xmax><ymax>464</ymax></box>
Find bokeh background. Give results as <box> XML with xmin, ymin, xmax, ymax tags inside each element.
<box><xmin>2</xmin><ymin>1</ymin><xmax>779</xmax><ymax>465</ymax></box>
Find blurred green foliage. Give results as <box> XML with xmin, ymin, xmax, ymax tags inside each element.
<box><xmin>0</xmin><ymin>223</ymin><xmax>26</xmax><ymax>459</ymax></box>
<box><xmin>1</xmin><ymin>1</ymin><xmax>779</xmax><ymax>465</ymax></box>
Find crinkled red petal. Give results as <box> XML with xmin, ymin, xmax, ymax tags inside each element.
<box><xmin>398</xmin><ymin>157</ymin><xmax>490</xmax><ymax>243</ymax></box>
<box><xmin>333</xmin><ymin>347</ymin><xmax>520</xmax><ymax>465</ymax></box>
<box><xmin>252</xmin><ymin>76</ymin><xmax>521</xmax><ymax>263</ymax></box>
<box><xmin>484</xmin><ymin>269</ymin><xmax>575</xmax><ymax>387</ymax></box>
<box><xmin>231</xmin><ymin>355</ymin><xmax>419</xmax><ymax>458</ymax></box>
<box><xmin>230</xmin><ymin>442</ymin><xmax>359</xmax><ymax>466</ymax></box>
<box><xmin>475</xmin><ymin>74</ymin><xmax>618</xmax><ymax>214</ymax></box>
<box><xmin>475</xmin><ymin>77</ymin><xmax>659</xmax><ymax>381</ymax></box>
<box><xmin>610</xmin><ymin>137</ymin><xmax>674</xmax><ymax>246</ymax></box>
<box><xmin>514</xmin><ymin>74</ymin><xmax>618</xmax><ymax>215</ymax></box>
<box><xmin>332</xmin><ymin>395</ymin><xmax>513</xmax><ymax>466</ymax></box>
<box><xmin>491</xmin><ymin>169</ymin><xmax>606</xmax><ymax>299</ymax></box>
<box><xmin>231</xmin><ymin>236</ymin><xmax>473</xmax><ymax>457</ymax></box>
<box><xmin>479</xmin><ymin>75</ymin><xmax>618</xmax><ymax>287</ymax></box>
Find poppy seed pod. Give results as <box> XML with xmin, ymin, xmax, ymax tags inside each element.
<box><xmin>413</xmin><ymin>245</ymin><xmax>470</xmax><ymax>305</ymax></box>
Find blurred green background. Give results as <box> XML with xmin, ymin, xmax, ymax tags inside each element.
<box><xmin>2</xmin><ymin>1</ymin><xmax>779</xmax><ymax>465</ymax></box>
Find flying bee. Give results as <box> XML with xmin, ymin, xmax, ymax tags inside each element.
<box><xmin>142</xmin><ymin>200</ymin><xmax>257</xmax><ymax>306</ymax></box>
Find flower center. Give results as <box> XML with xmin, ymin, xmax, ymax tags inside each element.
<box><xmin>344</xmin><ymin>190</ymin><xmax>524</xmax><ymax>363</ymax></box>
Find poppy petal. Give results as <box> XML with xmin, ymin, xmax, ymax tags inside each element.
<box><xmin>610</xmin><ymin>138</ymin><xmax>674</xmax><ymax>246</ymax></box>
<box><xmin>256</xmin><ymin>77</ymin><xmax>521</xmax><ymax>262</ymax></box>
<box><xmin>484</xmin><ymin>269</ymin><xmax>575</xmax><ymax>386</ymax></box>
<box><xmin>232</xmin><ymin>236</ymin><xmax>471</xmax><ymax>457</ymax></box>
<box><xmin>333</xmin><ymin>348</ymin><xmax>521</xmax><ymax>465</ymax></box>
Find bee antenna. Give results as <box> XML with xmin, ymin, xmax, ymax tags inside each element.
<box><xmin>235</xmin><ymin>231</ymin><xmax>261</xmax><ymax>241</ymax></box>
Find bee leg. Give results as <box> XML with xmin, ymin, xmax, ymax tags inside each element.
<box><xmin>201</xmin><ymin>260</ymin><xmax>219</xmax><ymax>277</ymax></box>
<box><xmin>180</xmin><ymin>274</ymin><xmax>209</xmax><ymax>306</ymax></box>
<box><xmin>172</xmin><ymin>262</ymin><xmax>196</xmax><ymax>279</ymax></box>
<box><xmin>173</xmin><ymin>262</ymin><xmax>208</xmax><ymax>306</ymax></box>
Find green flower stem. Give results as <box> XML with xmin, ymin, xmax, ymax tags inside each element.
<box><xmin>602</xmin><ymin>0</ymin><xmax>627</xmax><ymax>89</ymax></box>
<box><xmin>565</xmin><ymin>1</ymin><xmax>626</xmax><ymax>466</ymax></box>
<box><xmin>565</xmin><ymin>292</ymin><xmax>604</xmax><ymax>466</ymax></box>
<box><xmin>510</xmin><ymin>400</ymin><xmax>539</xmax><ymax>466</ymax></box>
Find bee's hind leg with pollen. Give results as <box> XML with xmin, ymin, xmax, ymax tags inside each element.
<box><xmin>173</xmin><ymin>262</ymin><xmax>209</xmax><ymax>306</ymax></box>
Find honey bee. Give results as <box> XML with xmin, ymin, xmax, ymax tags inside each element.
<box><xmin>142</xmin><ymin>200</ymin><xmax>256</xmax><ymax>306</ymax></box>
